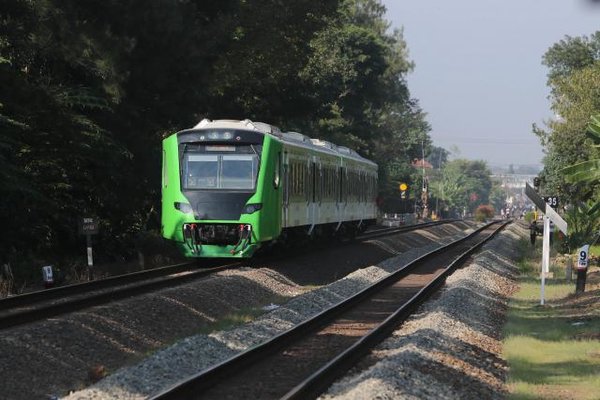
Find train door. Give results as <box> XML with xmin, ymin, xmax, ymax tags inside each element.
<box><xmin>282</xmin><ymin>151</ymin><xmax>290</xmax><ymax>227</ymax></box>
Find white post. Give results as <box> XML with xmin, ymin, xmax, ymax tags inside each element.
<box><xmin>542</xmin><ymin>216</ymin><xmax>550</xmax><ymax>274</ymax></box>
<box><xmin>86</xmin><ymin>234</ymin><xmax>94</xmax><ymax>280</ymax></box>
<box><xmin>540</xmin><ymin>215</ymin><xmax>550</xmax><ymax>305</ymax></box>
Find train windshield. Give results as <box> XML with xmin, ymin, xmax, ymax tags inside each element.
<box><xmin>182</xmin><ymin>145</ymin><xmax>260</xmax><ymax>190</ymax></box>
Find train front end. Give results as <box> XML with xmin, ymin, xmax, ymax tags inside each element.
<box><xmin>161</xmin><ymin>120</ymin><xmax>282</xmax><ymax>258</ymax></box>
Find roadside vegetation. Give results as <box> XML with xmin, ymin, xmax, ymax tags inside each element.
<box><xmin>0</xmin><ymin>0</ymin><xmax>432</xmax><ymax>290</ymax></box>
<box><xmin>503</xmin><ymin>239</ymin><xmax>600</xmax><ymax>399</ymax></box>
<box><xmin>0</xmin><ymin>0</ymin><xmax>501</xmax><ymax>294</ymax></box>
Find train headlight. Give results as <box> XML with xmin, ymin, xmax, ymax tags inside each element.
<box><xmin>205</xmin><ymin>131</ymin><xmax>234</xmax><ymax>140</ymax></box>
<box><xmin>174</xmin><ymin>202</ymin><xmax>193</xmax><ymax>214</ymax></box>
<box><xmin>242</xmin><ymin>203</ymin><xmax>262</xmax><ymax>214</ymax></box>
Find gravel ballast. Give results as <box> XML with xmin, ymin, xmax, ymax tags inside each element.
<box><xmin>0</xmin><ymin>222</ymin><xmax>527</xmax><ymax>400</ymax></box>
<box><xmin>320</xmin><ymin>222</ymin><xmax>525</xmax><ymax>399</ymax></box>
<box><xmin>61</xmin><ymin>226</ymin><xmax>478</xmax><ymax>400</ymax></box>
<box><xmin>61</xmin><ymin>222</ymin><xmax>526</xmax><ymax>400</ymax></box>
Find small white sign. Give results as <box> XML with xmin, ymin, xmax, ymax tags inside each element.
<box><xmin>42</xmin><ymin>265</ymin><xmax>54</xmax><ymax>284</ymax></box>
<box><xmin>578</xmin><ymin>245</ymin><xmax>590</xmax><ymax>270</ymax></box>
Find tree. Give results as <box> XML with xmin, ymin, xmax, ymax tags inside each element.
<box><xmin>427</xmin><ymin>146</ymin><xmax>449</xmax><ymax>169</ymax></box>
<box><xmin>0</xmin><ymin>0</ymin><xmax>433</xmax><ymax>279</ymax></box>
<box><xmin>542</xmin><ymin>32</ymin><xmax>600</xmax><ymax>83</ymax></box>
<box><xmin>429</xmin><ymin>159</ymin><xmax>493</xmax><ymax>217</ymax></box>
<box><xmin>562</xmin><ymin>114</ymin><xmax>600</xmax><ymax>212</ymax></box>
<box><xmin>299</xmin><ymin>0</ymin><xmax>431</xmax><ymax>210</ymax></box>
<box><xmin>0</xmin><ymin>0</ymin><xmax>129</xmax><ymax>268</ymax></box>
<box><xmin>534</xmin><ymin>31</ymin><xmax>600</xmax><ymax>205</ymax></box>
<box><xmin>562</xmin><ymin>114</ymin><xmax>600</xmax><ymax>187</ymax></box>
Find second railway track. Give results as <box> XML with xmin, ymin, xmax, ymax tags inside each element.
<box><xmin>0</xmin><ymin>220</ymin><xmax>454</xmax><ymax>330</ymax></box>
<box><xmin>151</xmin><ymin>220</ymin><xmax>508</xmax><ymax>400</ymax></box>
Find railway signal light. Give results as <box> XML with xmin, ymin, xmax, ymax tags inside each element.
<box><xmin>399</xmin><ymin>183</ymin><xmax>408</xmax><ymax>199</ymax></box>
<box><xmin>533</xmin><ymin>177</ymin><xmax>541</xmax><ymax>190</ymax></box>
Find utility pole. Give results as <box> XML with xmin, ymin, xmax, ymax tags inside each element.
<box><xmin>421</xmin><ymin>138</ymin><xmax>428</xmax><ymax>219</ymax></box>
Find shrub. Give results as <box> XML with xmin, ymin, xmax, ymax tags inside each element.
<box><xmin>475</xmin><ymin>204</ymin><xmax>495</xmax><ymax>222</ymax></box>
<box><xmin>524</xmin><ymin>211</ymin><xmax>536</xmax><ymax>223</ymax></box>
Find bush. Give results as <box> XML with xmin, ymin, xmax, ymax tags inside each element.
<box><xmin>524</xmin><ymin>211</ymin><xmax>536</xmax><ymax>223</ymax></box>
<box><xmin>475</xmin><ymin>204</ymin><xmax>495</xmax><ymax>222</ymax></box>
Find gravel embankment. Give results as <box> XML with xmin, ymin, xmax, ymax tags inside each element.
<box><xmin>62</xmin><ymin>225</ymin><xmax>476</xmax><ymax>400</ymax></box>
<box><xmin>320</xmin><ymin>222</ymin><xmax>525</xmax><ymax>399</ymax></box>
<box><xmin>0</xmin><ymin>222</ymin><xmax>471</xmax><ymax>399</ymax></box>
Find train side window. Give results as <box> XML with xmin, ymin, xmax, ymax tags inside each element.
<box><xmin>325</xmin><ymin>167</ymin><xmax>329</xmax><ymax>199</ymax></box>
<box><xmin>295</xmin><ymin>162</ymin><xmax>300</xmax><ymax>197</ymax></box>
<box><xmin>294</xmin><ymin>162</ymin><xmax>299</xmax><ymax>198</ymax></box>
<box><xmin>305</xmin><ymin>162</ymin><xmax>310</xmax><ymax>202</ymax></box>
<box><xmin>291</xmin><ymin>162</ymin><xmax>296</xmax><ymax>196</ymax></box>
<box><xmin>311</xmin><ymin>162</ymin><xmax>316</xmax><ymax>203</ymax></box>
<box><xmin>331</xmin><ymin>167</ymin><xmax>335</xmax><ymax>199</ymax></box>
<box><xmin>338</xmin><ymin>167</ymin><xmax>342</xmax><ymax>203</ymax></box>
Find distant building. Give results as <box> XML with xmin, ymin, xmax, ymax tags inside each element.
<box><xmin>412</xmin><ymin>158</ymin><xmax>433</xmax><ymax>169</ymax></box>
<box><xmin>492</xmin><ymin>173</ymin><xmax>537</xmax><ymax>190</ymax></box>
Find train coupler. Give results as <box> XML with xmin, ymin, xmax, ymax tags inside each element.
<box><xmin>183</xmin><ymin>223</ymin><xmax>202</xmax><ymax>254</ymax></box>
<box><xmin>230</xmin><ymin>224</ymin><xmax>252</xmax><ymax>255</ymax></box>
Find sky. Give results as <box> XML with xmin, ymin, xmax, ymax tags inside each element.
<box><xmin>381</xmin><ymin>0</ymin><xmax>600</xmax><ymax>167</ymax></box>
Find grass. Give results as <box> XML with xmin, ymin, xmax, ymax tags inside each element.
<box><xmin>197</xmin><ymin>294</ymin><xmax>289</xmax><ymax>334</ymax></box>
<box><xmin>503</xmin><ymin>239</ymin><xmax>600</xmax><ymax>400</ymax></box>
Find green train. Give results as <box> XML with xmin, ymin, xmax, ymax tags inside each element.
<box><xmin>161</xmin><ymin>119</ymin><xmax>378</xmax><ymax>258</ymax></box>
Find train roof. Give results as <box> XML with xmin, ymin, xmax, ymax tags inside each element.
<box><xmin>183</xmin><ymin>119</ymin><xmax>377</xmax><ymax>167</ymax></box>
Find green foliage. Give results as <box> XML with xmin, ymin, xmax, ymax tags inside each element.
<box><xmin>523</xmin><ymin>211</ymin><xmax>536</xmax><ymax>223</ymax></box>
<box><xmin>489</xmin><ymin>181</ymin><xmax>506</xmax><ymax>213</ymax></box>
<box><xmin>429</xmin><ymin>159</ymin><xmax>493</xmax><ymax>217</ymax></box>
<box><xmin>535</xmin><ymin>32</ymin><xmax>600</xmax><ymax>207</ymax></box>
<box><xmin>542</xmin><ymin>32</ymin><xmax>600</xmax><ymax>83</ymax></box>
<box><xmin>562</xmin><ymin>201</ymin><xmax>600</xmax><ymax>252</ymax></box>
<box><xmin>0</xmin><ymin>1</ymin><xmax>432</xmax><ymax>279</ymax></box>
<box><xmin>426</xmin><ymin>146</ymin><xmax>449</xmax><ymax>169</ymax></box>
<box><xmin>562</xmin><ymin>114</ymin><xmax>600</xmax><ymax>206</ymax></box>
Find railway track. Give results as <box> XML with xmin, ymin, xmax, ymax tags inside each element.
<box><xmin>0</xmin><ymin>261</ymin><xmax>241</xmax><ymax>330</ymax></box>
<box><xmin>0</xmin><ymin>220</ymin><xmax>455</xmax><ymax>331</ymax></box>
<box><xmin>150</xmin><ymin>220</ymin><xmax>508</xmax><ymax>400</ymax></box>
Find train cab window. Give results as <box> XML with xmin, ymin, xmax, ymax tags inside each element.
<box><xmin>182</xmin><ymin>146</ymin><xmax>259</xmax><ymax>190</ymax></box>
<box><xmin>184</xmin><ymin>154</ymin><xmax>219</xmax><ymax>188</ymax></box>
<box><xmin>221</xmin><ymin>155</ymin><xmax>258</xmax><ymax>189</ymax></box>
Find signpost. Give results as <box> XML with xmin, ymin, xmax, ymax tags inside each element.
<box><xmin>79</xmin><ymin>217</ymin><xmax>99</xmax><ymax>280</ymax></box>
<box><xmin>42</xmin><ymin>265</ymin><xmax>54</xmax><ymax>288</ymax></box>
<box><xmin>576</xmin><ymin>244</ymin><xmax>590</xmax><ymax>293</ymax></box>
<box><xmin>543</xmin><ymin>196</ymin><xmax>560</xmax><ymax>209</ymax></box>
<box><xmin>525</xmin><ymin>183</ymin><xmax>568</xmax><ymax>305</ymax></box>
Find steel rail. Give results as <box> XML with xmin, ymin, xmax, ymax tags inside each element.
<box><xmin>283</xmin><ymin>220</ymin><xmax>509</xmax><ymax>399</ymax></box>
<box><xmin>0</xmin><ymin>261</ymin><xmax>241</xmax><ymax>330</ymax></box>
<box><xmin>356</xmin><ymin>219</ymin><xmax>457</xmax><ymax>241</ymax></box>
<box><xmin>0</xmin><ymin>219</ymin><xmax>459</xmax><ymax>330</ymax></box>
<box><xmin>149</xmin><ymin>220</ymin><xmax>507</xmax><ymax>400</ymax></box>
<box><xmin>0</xmin><ymin>261</ymin><xmax>197</xmax><ymax>311</ymax></box>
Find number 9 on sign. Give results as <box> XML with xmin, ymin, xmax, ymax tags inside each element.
<box><xmin>578</xmin><ymin>245</ymin><xmax>589</xmax><ymax>270</ymax></box>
